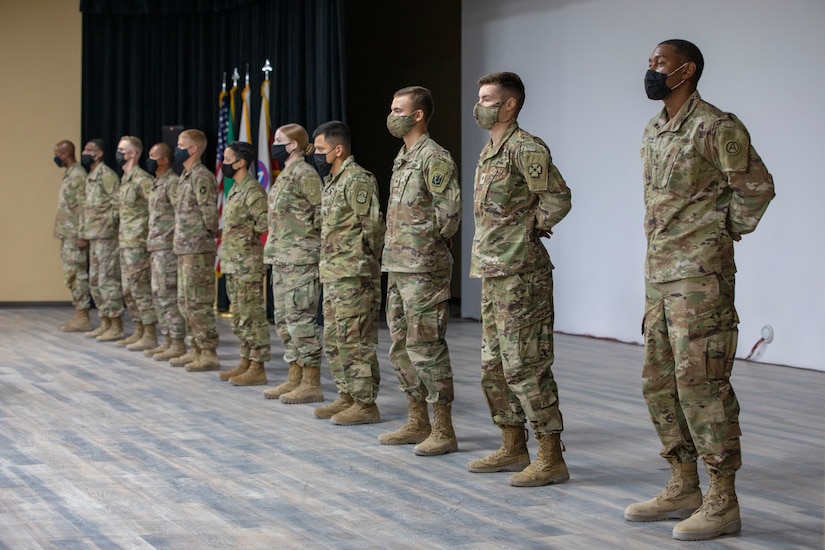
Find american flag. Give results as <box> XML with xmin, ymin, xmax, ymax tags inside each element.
<box><xmin>215</xmin><ymin>88</ymin><xmax>232</xmax><ymax>275</ymax></box>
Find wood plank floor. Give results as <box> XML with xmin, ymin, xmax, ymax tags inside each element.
<box><xmin>0</xmin><ymin>307</ymin><xmax>822</xmax><ymax>549</ymax></box>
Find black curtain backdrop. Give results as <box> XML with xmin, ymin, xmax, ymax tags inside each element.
<box><xmin>79</xmin><ymin>0</ymin><xmax>346</xmax><ymax>169</ymax></box>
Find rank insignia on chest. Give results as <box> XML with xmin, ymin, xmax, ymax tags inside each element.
<box><xmin>490</xmin><ymin>167</ymin><xmax>506</xmax><ymax>181</ymax></box>
<box><xmin>356</xmin><ymin>189</ymin><xmax>368</xmax><ymax>204</ymax></box>
<box><xmin>528</xmin><ymin>163</ymin><xmax>543</xmax><ymax>178</ymax></box>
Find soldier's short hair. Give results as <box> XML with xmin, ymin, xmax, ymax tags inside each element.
<box><xmin>87</xmin><ymin>138</ymin><xmax>106</xmax><ymax>154</ymax></box>
<box><xmin>119</xmin><ymin>135</ymin><xmax>143</xmax><ymax>155</ymax></box>
<box><xmin>179</xmin><ymin>129</ymin><xmax>207</xmax><ymax>152</ymax></box>
<box><xmin>152</xmin><ymin>142</ymin><xmax>174</xmax><ymax>162</ymax></box>
<box><xmin>313</xmin><ymin>121</ymin><xmax>351</xmax><ymax>154</ymax></box>
<box><xmin>393</xmin><ymin>86</ymin><xmax>434</xmax><ymax>124</ymax></box>
<box><xmin>278</xmin><ymin>124</ymin><xmax>314</xmax><ymax>156</ymax></box>
<box><xmin>659</xmin><ymin>39</ymin><xmax>704</xmax><ymax>85</ymax></box>
<box><xmin>477</xmin><ymin>72</ymin><xmax>526</xmax><ymax>115</ymax></box>
<box><xmin>56</xmin><ymin>140</ymin><xmax>75</xmax><ymax>156</ymax></box>
<box><xmin>227</xmin><ymin>141</ymin><xmax>255</xmax><ymax>169</ymax></box>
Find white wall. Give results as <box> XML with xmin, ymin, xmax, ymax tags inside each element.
<box><xmin>461</xmin><ymin>0</ymin><xmax>825</xmax><ymax>371</ymax></box>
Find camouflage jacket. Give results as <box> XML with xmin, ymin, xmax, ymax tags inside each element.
<box><xmin>220</xmin><ymin>172</ymin><xmax>268</xmax><ymax>275</ymax></box>
<box><xmin>147</xmin><ymin>169</ymin><xmax>180</xmax><ymax>252</ymax></box>
<box><xmin>80</xmin><ymin>162</ymin><xmax>120</xmax><ymax>240</ymax></box>
<box><xmin>173</xmin><ymin>160</ymin><xmax>218</xmax><ymax>255</ymax></box>
<box><xmin>470</xmin><ymin>122</ymin><xmax>571</xmax><ymax>278</ymax></box>
<box><xmin>642</xmin><ymin>91</ymin><xmax>775</xmax><ymax>283</ymax></box>
<box><xmin>263</xmin><ymin>159</ymin><xmax>322</xmax><ymax>266</ymax></box>
<box><xmin>118</xmin><ymin>166</ymin><xmax>153</xmax><ymax>248</ymax></box>
<box><xmin>382</xmin><ymin>133</ymin><xmax>461</xmax><ymax>273</ymax></box>
<box><xmin>319</xmin><ymin>156</ymin><xmax>384</xmax><ymax>283</ymax></box>
<box><xmin>53</xmin><ymin>163</ymin><xmax>87</xmax><ymax>239</ymax></box>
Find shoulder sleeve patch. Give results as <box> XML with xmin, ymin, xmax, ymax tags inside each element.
<box><xmin>427</xmin><ymin>158</ymin><xmax>454</xmax><ymax>194</ymax></box>
<box><xmin>351</xmin><ymin>181</ymin><xmax>372</xmax><ymax>216</ymax></box>
<box><xmin>303</xmin><ymin>177</ymin><xmax>322</xmax><ymax>205</ymax></box>
<box><xmin>715</xmin><ymin>125</ymin><xmax>750</xmax><ymax>173</ymax></box>
<box><xmin>520</xmin><ymin>149</ymin><xmax>550</xmax><ymax>192</ymax></box>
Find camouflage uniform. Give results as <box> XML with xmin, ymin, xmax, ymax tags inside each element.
<box><xmin>221</xmin><ymin>172</ymin><xmax>270</xmax><ymax>363</ymax></box>
<box><xmin>147</xmin><ymin>170</ymin><xmax>184</xmax><ymax>339</ymax></box>
<box><xmin>383</xmin><ymin>134</ymin><xmax>461</xmax><ymax>404</ymax></box>
<box><xmin>471</xmin><ymin>121</ymin><xmax>571</xmax><ymax>434</ymax></box>
<box><xmin>54</xmin><ymin>163</ymin><xmax>90</xmax><ymax>309</ymax></box>
<box><xmin>80</xmin><ymin>162</ymin><xmax>123</xmax><ymax>319</ymax></box>
<box><xmin>641</xmin><ymin>91</ymin><xmax>775</xmax><ymax>473</ymax></box>
<box><xmin>119</xmin><ymin>166</ymin><xmax>156</xmax><ymax>325</ymax></box>
<box><xmin>174</xmin><ymin>160</ymin><xmax>219</xmax><ymax>352</ymax></box>
<box><xmin>264</xmin><ymin>159</ymin><xmax>323</xmax><ymax>368</ymax></box>
<box><xmin>320</xmin><ymin>156</ymin><xmax>385</xmax><ymax>405</ymax></box>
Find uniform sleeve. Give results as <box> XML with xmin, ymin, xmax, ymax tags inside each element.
<box><xmin>70</xmin><ymin>170</ymin><xmax>86</xmax><ymax>233</ymax></box>
<box><xmin>302</xmin><ymin>171</ymin><xmax>323</xmax><ymax>232</ymax></box>
<box><xmin>707</xmin><ymin>116</ymin><xmax>775</xmax><ymax>239</ymax></box>
<box><xmin>423</xmin><ymin>152</ymin><xmax>462</xmax><ymax>239</ymax></box>
<box><xmin>349</xmin><ymin>173</ymin><xmax>385</xmax><ymax>261</ymax></box>
<box><xmin>516</xmin><ymin>141</ymin><xmax>571</xmax><ymax>231</ymax></box>
<box><xmin>103</xmin><ymin>171</ymin><xmax>120</xmax><ymax>224</ymax></box>
<box><xmin>193</xmin><ymin>171</ymin><xmax>219</xmax><ymax>234</ymax></box>
<box><xmin>166</xmin><ymin>176</ymin><xmax>180</xmax><ymax>206</ymax></box>
<box><xmin>248</xmin><ymin>189</ymin><xmax>269</xmax><ymax>236</ymax></box>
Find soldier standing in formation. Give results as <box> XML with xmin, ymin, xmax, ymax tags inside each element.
<box><xmin>263</xmin><ymin>124</ymin><xmax>325</xmax><ymax>404</ymax></box>
<box><xmin>171</xmin><ymin>129</ymin><xmax>221</xmax><ymax>372</ymax></box>
<box><xmin>379</xmin><ymin>86</ymin><xmax>462</xmax><ymax>456</ymax></box>
<box><xmin>52</xmin><ymin>140</ymin><xmax>91</xmax><ymax>332</ymax></box>
<box><xmin>312</xmin><ymin>121</ymin><xmax>385</xmax><ymax>425</ymax></box>
<box><xmin>113</xmin><ymin>136</ymin><xmax>158</xmax><ymax>351</ymax></box>
<box><xmin>79</xmin><ymin>139</ymin><xmax>125</xmax><ymax>342</ymax></box>
<box><xmin>467</xmin><ymin>72</ymin><xmax>572</xmax><ymax>487</ymax></box>
<box><xmin>144</xmin><ymin>143</ymin><xmax>187</xmax><ymax>361</ymax></box>
<box><xmin>216</xmin><ymin>141</ymin><xmax>271</xmax><ymax>386</ymax></box>
<box><xmin>624</xmin><ymin>39</ymin><xmax>775</xmax><ymax>541</ymax></box>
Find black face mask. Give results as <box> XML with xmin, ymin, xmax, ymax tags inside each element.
<box><xmin>221</xmin><ymin>161</ymin><xmax>238</xmax><ymax>179</ymax></box>
<box><xmin>271</xmin><ymin>143</ymin><xmax>290</xmax><ymax>166</ymax></box>
<box><xmin>314</xmin><ymin>152</ymin><xmax>332</xmax><ymax>178</ymax></box>
<box><xmin>145</xmin><ymin>158</ymin><xmax>158</xmax><ymax>175</ymax></box>
<box><xmin>115</xmin><ymin>151</ymin><xmax>126</xmax><ymax>166</ymax></box>
<box><xmin>644</xmin><ymin>62</ymin><xmax>688</xmax><ymax>100</ymax></box>
<box><xmin>53</xmin><ymin>155</ymin><xmax>63</xmax><ymax>168</ymax></box>
<box><xmin>173</xmin><ymin>147</ymin><xmax>190</xmax><ymax>174</ymax></box>
<box><xmin>81</xmin><ymin>154</ymin><xmax>95</xmax><ymax>169</ymax></box>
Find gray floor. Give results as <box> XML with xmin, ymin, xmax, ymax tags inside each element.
<box><xmin>0</xmin><ymin>307</ymin><xmax>822</xmax><ymax>549</ymax></box>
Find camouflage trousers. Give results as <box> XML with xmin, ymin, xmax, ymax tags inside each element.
<box><xmin>480</xmin><ymin>265</ymin><xmax>563</xmax><ymax>434</ymax></box>
<box><xmin>226</xmin><ymin>272</ymin><xmax>271</xmax><ymax>362</ymax></box>
<box><xmin>177</xmin><ymin>253</ymin><xmax>218</xmax><ymax>352</ymax></box>
<box><xmin>120</xmin><ymin>247</ymin><xmax>156</xmax><ymax>325</ymax></box>
<box><xmin>386</xmin><ymin>269</ymin><xmax>453</xmax><ymax>404</ymax></box>
<box><xmin>323</xmin><ymin>276</ymin><xmax>380</xmax><ymax>405</ymax></box>
<box><xmin>60</xmin><ymin>238</ymin><xmax>90</xmax><ymax>310</ymax></box>
<box><xmin>150</xmin><ymin>249</ymin><xmax>185</xmax><ymax>339</ymax></box>
<box><xmin>272</xmin><ymin>262</ymin><xmax>322</xmax><ymax>368</ymax></box>
<box><xmin>642</xmin><ymin>273</ymin><xmax>741</xmax><ymax>473</ymax></box>
<box><xmin>88</xmin><ymin>238</ymin><xmax>123</xmax><ymax>318</ymax></box>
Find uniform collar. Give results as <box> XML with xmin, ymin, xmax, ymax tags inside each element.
<box><xmin>395</xmin><ymin>132</ymin><xmax>429</xmax><ymax>163</ymax></box>
<box><xmin>482</xmin><ymin>120</ymin><xmax>519</xmax><ymax>160</ymax></box>
<box><xmin>655</xmin><ymin>90</ymin><xmax>702</xmax><ymax>133</ymax></box>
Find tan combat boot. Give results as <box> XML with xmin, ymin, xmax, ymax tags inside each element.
<box><xmin>414</xmin><ymin>403</ymin><xmax>458</xmax><ymax>456</ymax></box>
<box><xmin>229</xmin><ymin>360</ymin><xmax>267</xmax><ymax>386</ymax></box>
<box><xmin>314</xmin><ymin>393</ymin><xmax>355</xmax><ymax>419</ymax></box>
<box><xmin>185</xmin><ymin>349</ymin><xmax>221</xmax><ymax>372</ymax></box>
<box><xmin>85</xmin><ymin>316</ymin><xmax>109</xmax><ymax>339</ymax></box>
<box><xmin>378</xmin><ymin>395</ymin><xmax>430</xmax><ymax>445</ymax></box>
<box><xmin>467</xmin><ymin>425</ymin><xmax>531</xmax><ymax>473</ymax></box>
<box><xmin>508</xmin><ymin>432</ymin><xmax>569</xmax><ymax>487</ymax></box>
<box><xmin>263</xmin><ymin>362</ymin><xmax>302</xmax><ymax>399</ymax></box>
<box><xmin>97</xmin><ymin>316</ymin><xmax>125</xmax><ymax>342</ymax></box>
<box><xmin>144</xmin><ymin>335</ymin><xmax>170</xmax><ymax>357</ymax></box>
<box><xmin>672</xmin><ymin>472</ymin><xmax>740</xmax><ymax>541</ymax></box>
<box><xmin>115</xmin><ymin>321</ymin><xmax>144</xmax><ymax>347</ymax></box>
<box><xmin>127</xmin><ymin>323</ymin><xmax>158</xmax><ymax>351</ymax></box>
<box><xmin>624</xmin><ymin>459</ymin><xmax>703</xmax><ymax>522</ymax></box>
<box><xmin>156</xmin><ymin>339</ymin><xmax>187</xmax><ymax>362</ymax></box>
<box><xmin>331</xmin><ymin>401</ymin><xmax>380</xmax><ymax>426</ymax></box>
<box><xmin>60</xmin><ymin>309</ymin><xmax>93</xmax><ymax>332</ymax></box>
<box><xmin>280</xmin><ymin>367</ymin><xmax>325</xmax><ymax>404</ymax></box>
<box><xmin>170</xmin><ymin>344</ymin><xmax>200</xmax><ymax>366</ymax></box>
<box><xmin>219</xmin><ymin>357</ymin><xmax>250</xmax><ymax>381</ymax></box>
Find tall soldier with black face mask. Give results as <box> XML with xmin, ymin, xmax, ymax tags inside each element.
<box><xmin>52</xmin><ymin>139</ymin><xmax>91</xmax><ymax>332</ymax></box>
<box><xmin>625</xmin><ymin>39</ymin><xmax>775</xmax><ymax>542</ymax></box>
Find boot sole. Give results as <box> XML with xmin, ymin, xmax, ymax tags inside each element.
<box><xmin>467</xmin><ymin>462</ymin><xmax>530</xmax><ymax>473</ymax></box>
<box><xmin>280</xmin><ymin>395</ymin><xmax>325</xmax><ymax>404</ymax></box>
<box><xmin>230</xmin><ymin>380</ymin><xmax>268</xmax><ymax>386</ymax></box>
<box><xmin>508</xmin><ymin>471</ymin><xmax>570</xmax><ymax>487</ymax></box>
<box><xmin>331</xmin><ymin>417</ymin><xmax>381</xmax><ymax>426</ymax></box>
<box><xmin>625</xmin><ymin>507</ymin><xmax>697</xmax><ymax>522</ymax></box>
<box><xmin>673</xmin><ymin>519</ymin><xmax>741</xmax><ymax>541</ymax></box>
<box><xmin>414</xmin><ymin>444</ymin><xmax>458</xmax><ymax>456</ymax></box>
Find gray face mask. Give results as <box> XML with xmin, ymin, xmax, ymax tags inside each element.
<box><xmin>473</xmin><ymin>102</ymin><xmax>502</xmax><ymax>130</ymax></box>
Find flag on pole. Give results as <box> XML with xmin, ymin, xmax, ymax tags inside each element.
<box><xmin>239</xmin><ymin>79</ymin><xmax>252</xmax><ymax>144</ymax></box>
<box><xmin>256</xmin><ymin>77</ymin><xmax>272</xmax><ymax>193</ymax></box>
<box><xmin>215</xmin><ymin>88</ymin><xmax>230</xmax><ymax>275</ymax></box>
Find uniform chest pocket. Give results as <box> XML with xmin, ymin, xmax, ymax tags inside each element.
<box><xmin>653</xmin><ymin>139</ymin><xmax>701</xmax><ymax>198</ymax></box>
